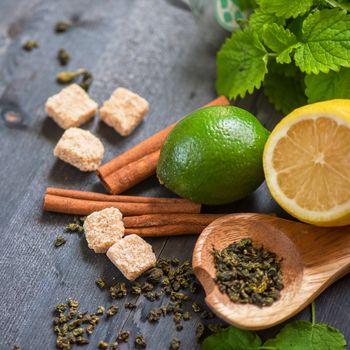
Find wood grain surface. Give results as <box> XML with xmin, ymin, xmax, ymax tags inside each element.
<box><xmin>0</xmin><ymin>0</ymin><xmax>349</xmax><ymax>349</ymax></box>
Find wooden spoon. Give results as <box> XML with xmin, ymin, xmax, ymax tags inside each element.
<box><xmin>192</xmin><ymin>213</ymin><xmax>350</xmax><ymax>330</ymax></box>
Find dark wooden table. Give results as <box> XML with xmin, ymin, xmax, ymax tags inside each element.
<box><xmin>0</xmin><ymin>1</ymin><xmax>349</xmax><ymax>349</ymax></box>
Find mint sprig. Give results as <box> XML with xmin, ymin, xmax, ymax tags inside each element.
<box><xmin>216</xmin><ymin>1</ymin><xmax>350</xmax><ymax>113</ymax></box>
<box><xmin>201</xmin><ymin>303</ymin><xmax>347</xmax><ymax>350</ymax></box>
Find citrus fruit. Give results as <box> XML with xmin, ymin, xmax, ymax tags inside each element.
<box><xmin>263</xmin><ymin>99</ymin><xmax>350</xmax><ymax>227</ymax></box>
<box><xmin>157</xmin><ymin>105</ymin><xmax>270</xmax><ymax>205</ymax></box>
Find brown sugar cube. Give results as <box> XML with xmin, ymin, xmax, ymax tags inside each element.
<box><xmin>45</xmin><ymin>84</ymin><xmax>98</xmax><ymax>129</ymax></box>
<box><xmin>54</xmin><ymin>127</ymin><xmax>104</xmax><ymax>171</ymax></box>
<box><xmin>99</xmin><ymin>87</ymin><xmax>149</xmax><ymax>136</ymax></box>
<box><xmin>83</xmin><ymin>207</ymin><xmax>124</xmax><ymax>253</ymax></box>
<box><xmin>106</xmin><ymin>234</ymin><xmax>156</xmax><ymax>280</ymax></box>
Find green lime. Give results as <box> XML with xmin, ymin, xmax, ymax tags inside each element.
<box><xmin>157</xmin><ymin>105</ymin><xmax>270</xmax><ymax>205</ymax></box>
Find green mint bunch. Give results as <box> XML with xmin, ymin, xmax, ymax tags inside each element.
<box><xmin>216</xmin><ymin>0</ymin><xmax>350</xmax><ymax>114</ymax></box>
<box><xmin>201</xmin><ymin>303</ymin><xmax>347</xmax><ymax>350</ymax></box>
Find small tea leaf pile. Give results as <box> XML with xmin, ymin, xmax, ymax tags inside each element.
<box><xmin>52</xmin><ymin>256</ymin><xmax>222</xmax><ymax>349</ymax></box>
<box><xmin>216</xmin><ymin>0</ymin><xmax>350</xmax><ymax>113</ymax></box>
<box><xmin>213</xmin><ymin>238</ymin><xmax>283</xmax><ymax>307</ymax></box>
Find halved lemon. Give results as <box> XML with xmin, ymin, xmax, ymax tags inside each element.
<box><xmin>263</xmin><ymin>99</ymin><xmax>350</xmax><ymax>227</ymax></box>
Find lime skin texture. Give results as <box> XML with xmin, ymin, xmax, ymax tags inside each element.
<box><xmin>157</xmin><ymin>105</ymin><xmax>270</xmax><ymax>205</ymax></box>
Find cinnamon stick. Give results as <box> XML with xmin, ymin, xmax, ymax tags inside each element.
<box><xmin>97</xmin><ymin>96</ymin><xmax>230</xmax><ymax>194</ymax></box>
<box><xmin>97</xmin><ymin>125</ymin><xmax>174</xmax><ymax>180</ymax></box>
<box><xmin>44</xmin><ymin>190</ymin><xmax>201</xmax><ymax>216</ymax></box>
<box><xmin>125</xmin><ymin>225</ymin><xmax>207</xmax><ymax>237</ymax></box>
<box><xmin>99</xmin><ymin>150</ymin><xmax>161</xmax><ymax>195</ymax></box>
<box><xmin>46</xmin><ymin>187</ymin><xmax>191</xmax><ymax>204</ymax></box>
<box><xmin>124</xmin><ymin>213</ymin><xmax>225</xmax><ymax>228</ymax></box>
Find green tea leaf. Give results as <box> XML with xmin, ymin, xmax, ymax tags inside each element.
<box><xmin>216</xmin><ymin>30</ymin><xmax>268</xmax><ymax>99</ymax></box>
<box><xmin>263</xmin><ymin>68</ymin><xmax>307</xmax><ymax>114</ymax></box>
<box><xmin>305</xmin><ymin>67</ymin><xmax>350</xmax><ymax>103</ymax></box>
<box><xmin>249</xmin><ymin>9</ymin><xmax>285</xmax><ymax>32</ymax></box>
<box><xmin>294</xmin><ymin>9</ymin><xmax>350</xmax><ymax>74</ymax></box>
<box><xmin>263</xmin><ymin>320</ymin><xmax>347</xmax><ymax>350</ymax></box>
<box><xmin>257</xmin><ymin>0</ymin><xmax>313</xmax><ymax>19</ymax></box>
<box><xmin>262</xmin><ymin>24</ymin><xmax>299</xmax><ymax>64</ymax></box>
<box><xmin>201</xmin><ymin>326</ymin><xmax>262</xmax><ymax>350</ymax></box>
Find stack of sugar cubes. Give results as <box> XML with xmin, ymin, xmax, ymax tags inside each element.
<box><xmin>84</xmin><ymin>207</ymin><xmax>156</xmax><ymax>280</ymax></box>
<box><xmin>46</xmin><ymin>84</ymin><xmax>149</xmax><ymax>171</ymax></box>
<box><xmin>45</xmin><ymin>84</ymin><xmax>154</xmax><ymax>278</ymax></box>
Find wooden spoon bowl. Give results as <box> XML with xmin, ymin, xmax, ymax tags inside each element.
<box><xmin>192</xmin><ymin>213</ymin><xmax>350</xmax><ymax>330</ymax></box>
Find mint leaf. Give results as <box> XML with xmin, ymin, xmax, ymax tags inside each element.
<box><xmin>249</xmin><ymin>9</ymin><xmax>285</xmax><ymax>32</ymax></box>
<box><xmin>216</xmin><ymin>30</ymin><xmax>268</xmax><ymax>99</ymax></box>
<box><xmin>294</xmin><ymin>9</ymin><xmax>350</xmax><ymax>74</ymax></box>
<box><xmin>263</xmin><ymin>68</ymin><xmax>306</xmax><ymax>114</ymax></box>
<box><xmin>237</xmin><ymin>0</ymin><xmax>258</xmax><ymax>11</ymax></box>
<box><xmin>201</xmin><ymin>326</ymin><xmax>262</xmax><ymax>350</ymax></box>
<box><xmin>263</xmin><ymin>320</ymin><xmax>347</xmax><ymax>350</ymax></box>
<box><xmin>322</xmin><ymin>0</ymin><xmax>350</xmax><ymax>11</ymax></box>
<box><xmin>262</xmin><ymin>24</ymin><xmax>299</xmax><ymax>64</ymax></box>
<box><xmin>268</xmin><ymin>61</ymin><xmax>299</xmax><ymax>77</ymax></box>
<box><xmin>257</xmin><ymin>0</ymin><xmax>313</xmax><ymax>19</ymax></box>
<box><xmin>305</xmin><ymin>67</ymin><xmax>350</xmax><ymax>103</ymax></box>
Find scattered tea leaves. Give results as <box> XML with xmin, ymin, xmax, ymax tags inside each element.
<box><xmin>148</xmin><ymin>308</ymin><xmax>162</xmax><ymax>322</ymax></box>
<box><xmin>53</xmin><ymin>299</ymin><xmax>102</xmax><ymax>349</ymax></box>
<box><xmin>110</xmin><ymin>283</ymin><xmax>127</xmax><ymax>299</ymax></box>
<box><xmin>192</xmin><ymin>303</ymin><xmax>202</xmax><ymax>313</ymax></box>
<box><xmin>131</xmin><ymin>282</ymin><xmax>142</xmax><ymax>295</ymax></box>
<box><xmin>53</xmin><ymin>253</ymin><xmax>218</xmax><ymax>348</ymax></box>
<box><xmin>125</xmin><ymin>302</ymin><xmax>136</xmax><ymax>310</ymax></box>
<box><xmin>56</xmin><ymin>69</ymin><xmax>84</xmax><ymax>84</ymax></box>
<box><xmin>106</xmin><ymin>305</ymin><xmax>119</xmax><ymax>317</ymax></box>
<box><xmin>55</xmin><ymin>20</ymin><xmax>71</xmax><ymax>33</ymax></box>
<box><xmin>98</xmin><ymin>340</ymin><xmax>109</xmax><ymax>349</ymax></box>
<box><xmin>170</xmin><ymin>338</ymin><xmax>181</xmax><ymax>350</ymax></box>
<box><xmin>176</xmin><ymin>324</ymin><xmax>183</xmax><ymax>332</ymax></box>
<box><xmin>66</xmin><ymin>217</ymin><xmax>85</xmax><ymax>233</ymax></box>
<box><xmin>57</xmin><ymin>48</ymin><xmax>70</xmax><ymax>66</ymax></box>
<box><xmin>207</xmin><ymin>323</ymin><xmax>227</xmax><ymax>334</ymax></box>
<box><xmin>117</xmin><ymin>331</ymin><xmax>130</xmax><ymax>342</ymax></box>
<box><xmin>96</xmin><ymin>306</ymin><xmax>105</xmax><ymax>315</ymax></box>
<box><xmin>135</xmin><ymin>335</ymin><xmax>147</xmax><ymax>348</ymax></box>
<box><xmin>54</xmin><ymin>235</ymin><xmax>66</xmax><ymax>247</ymax></box>
<box><xmin>22</xmin><ymin>40</ymin><xmax>39</xmax><ymax>51</ymax></box>
<box><xmin>56</xmin><ymin>69</ymin><xmax>93</xmax><ymax>90</ymax></box>
<box><xmin>109</xmin><ymin>341</ymin><xmax>119</xmax><ymax>350</ymax></box>
<box><xmin>141</xmin><ymin>282</ymin><xmax>154</xmax><ymax>293</ymax></box>
<box><xmin>200</xmin><ymin>310</ymin><xmax>214</xmax><ymax>320</ymax></box>
<box><xmin>79</xmin><ymin>70</ymin><xmax>93</xmax><ymax>91</ymax></box>
<box><xmin>95</xmin><ymin>277</ymin><xmax>107</xmax><ymax>290</ymax></box>
<box><xmin>146</xmin><ymin>268</ymin><xmax>163</xmax><ymax>284</ymax></box>
<box><xmin>183</xmin><ymin>311</ymin><xmax>191</xmax><ymax>321</ymax></box>
<box><xmin>196</xmin><ymin>322</ymin><xmax>205</xmax><ymax>343</ymax></box>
